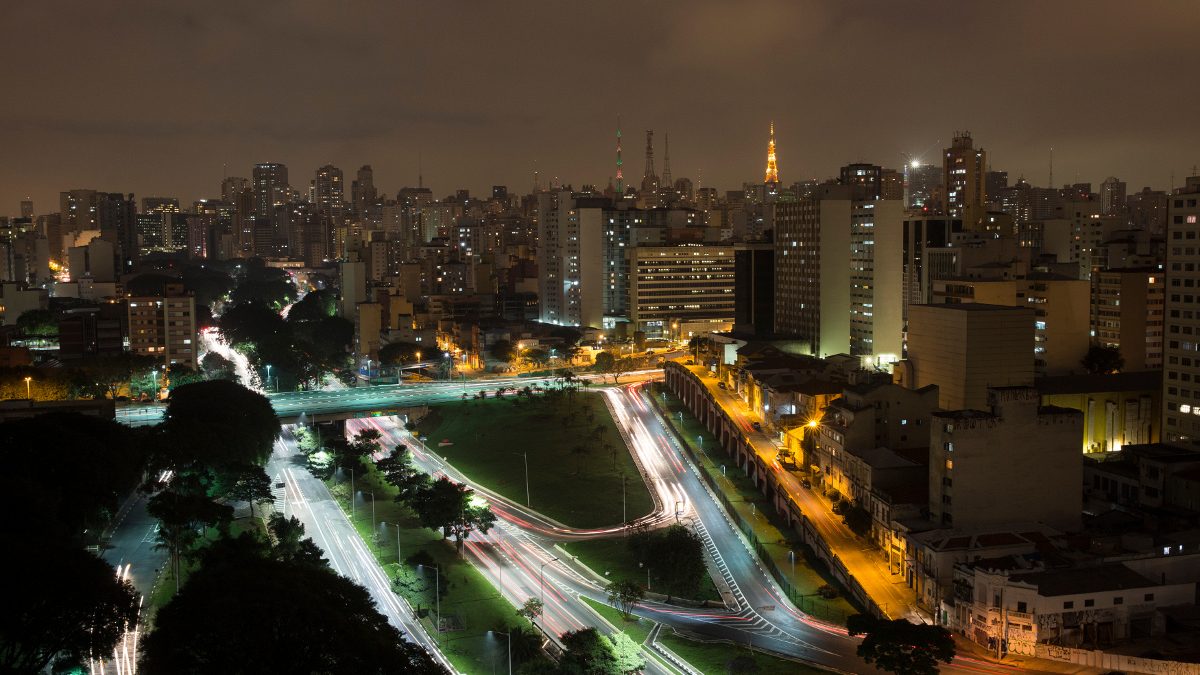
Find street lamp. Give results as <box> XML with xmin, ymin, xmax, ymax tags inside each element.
<box><xmin>23</xmin><ymin>376</ymin><xmax>32</xmax><ymax>400</ymax></box>
<box><xmin>368</xmin><ymin>491</ymin><xmax>376</xmax><ymax>549</ymax></box>
<box><xmin>265</xmin><ymin>364</ymin><xmax>273</xmax><ymax>392</ymax></box>
<box><xmin>151</xmin><ymin>368</ymin><xmax>158</xmax><ymax>400</ymax></box>
<box><xmin>539</xmin><ymin>556</ymin><xmax>559</xmax><ymax>608</ymax></box>
<box><xmin>349</xmin><ymin>466</ymin><xmax>355</xmax><ymax>520</ymax></box>
<box><xmin>490</xmin><ymin>630</ymin><xmax>512</xmax><ymax>675</ymax></box>
<box><xmin>384</xmin><ymin>522</ymin><xmax>400</xmax><ymax>564</ymax></box>
<box><xmin>639</xmin><ymin>561</ymin><xmax>650</xmax><ymax>591</ymax></box>
<box><xmin>419</xmin><ymin>564</ymin><xmax>440</xmax><ymax>632</ymax></box>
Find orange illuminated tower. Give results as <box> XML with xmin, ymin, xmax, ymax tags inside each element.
<box><xmin>764</xmin><ymin>122</ymin><xmax>779</xmax><ymax>184</ymax></box>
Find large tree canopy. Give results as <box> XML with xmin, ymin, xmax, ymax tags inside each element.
<box><xmin>140</xmin><ymin>552</ymin><xmax>442</xmax><ymax>674</ymax></box>
<box><xmin>162</xmin><ymin>380</ymin><xmax>280</xmax><ymax>469</ymax></box>
<box><xmin>0</xmin><ymin>545</ymin><xmax>138</xmax><ymax>674</ymax></box>
<box><xmin>847</xmin><ymin>614</ymin><xmax>956</xmax><ymax>675</ymax></box>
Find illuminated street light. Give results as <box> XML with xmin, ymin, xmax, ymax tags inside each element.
<box><xmin>24</xmin><ymin>376</ymin><xmax>32</xmax><ymax>399</ymax></box>
<box><xmin>489</xmin><ymin>630</ymin><xmax>511</xmax><ymax>675</ymax></box>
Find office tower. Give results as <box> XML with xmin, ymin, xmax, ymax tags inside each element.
<box><xmin>906</xmin><ymin>163</ymin><xmax>942</xmax><ymax>211</ymax></box>
<box><xmin>1091</xmin><ymin>268</ymin><xmax>1163</xmax><ymax>371</ymax></box>
<box><xmin>734</xmin><ymin>242</ymin><xmax>774</xmax><ymax>336</ymax></box>
<box><xmin>985</xmin><ymin>170</ymin><xmax>1008</xmax><ymax>202</ymax></box>
<box><xmin>191</xmin><ymin>199</ymin><xmax>234</xmax><ymax>260</ymax></box>
<box><xmin>901</xmin><ymin>215</ymin><xmax>963</xmax><ymax>321</ymax></box>
<box><xmin>903</xmin><ymin>303</ymin><xmax>1035</xmax><ymax>410</ymax></box>
<box><xmin>221</xmin><ymin>176</ymin><xmax>249</xmax><ymax>203</ymax></box>
<box><xmin>1162</xmin><ymin>176</ymin><xmax>1200</xmax><ymax>444</ymax></box>
<box><xmin>929</xmin><ymin>387</ymin><xmax>1082</xmax><ymax>531</ymax></box>
<box><xmin>96</xmin><ymin>193</ymin><xmax>137</xmax><ymax>271</ymax></box>
<box><xmin>943</xmin><ymin>132</ymin><xmax>987</xmax><ymax>228</ymax></box>
<box><xmin>20</xmin><ymin>198</ymin><xmax>33</xmax><ymax>220</ymax></box>
<box><xmin>127</xmin><ymin>283</ymin><xmax>198</xmax><ymax>369</ymax></box>
<box><xmin>629</xmin><ymin>244</ymin><xmax>736</xmax><ymax>338</ymax></box>
<box><xmin>252</xmin><ymin>163</ymin><xmax>289</xmax><ymax>219</ymax></box>
<box><xmin>58</xmin><ymin>306</ymin><xmax>124</xmax><ymax>360</ymax></box>
<box><xmin>352</xmin><ymin>165</ymin><xmax>377</xmax><ymax>215</ymax></box>
<box><xmin>880</xmin><ymin>169</ymin><xmax>904</xmax><ymax>201</ymax></box>
<box><xmin>491</xmin><ymin>185</ymin><xmax>508</xmax><ymax>202</ymax></box>
<box><xmin>1128</xmin><ymin>187</ymin><xmax>1168</xmax><ymax>236</ymax></box>
<box><xmin>764</xmin><ymin>122</ymin><xmax>779</xmax><ymax>185</ymax></box>
<box><xmin>59</xmin><ymin>189</ymin><xmax>99</xmax><ymax>234</ymax></box>
<box><xmin>773</xmin><ymin>184</ymin><xmax>904</xmax><ymax>360</ymax></box>
<box><xmin>141</xmin><ymin>197</ymin><xmax>180</xmax><ymax>214</ymax></box>
<box><xmin>1101</xmin><ymin>176</ymin><xmax>1127</xmax><ymax>216</ymax></box>
<box><xmin>840</xmin><ymin>164</ymin><xmax>882</xmax><ymax>197</ymax></box>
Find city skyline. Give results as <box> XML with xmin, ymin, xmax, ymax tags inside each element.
<box><xmin>3</xmin><ymin>1</ymin><xmax>1197</xmax><ymax>211</ymax></box>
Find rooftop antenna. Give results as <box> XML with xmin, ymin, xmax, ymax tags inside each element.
<box><xmin>418</xmin><ymin>152</ymin><xmax>423</xmax><ymax>190</ymax></box>
<box><xmin>1049</xmin><ymin>146</ymin><xmax>1054</xmax><ymax>188</ymax></box>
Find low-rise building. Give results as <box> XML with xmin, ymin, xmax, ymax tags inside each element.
<box><xmin>1037</xmin><ymin>371</ymin><xmax>1161</xmax><ymax>453</ymax></box>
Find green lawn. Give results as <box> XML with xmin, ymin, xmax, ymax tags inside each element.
<box><xmin>655</xmin><ymin>385</ymin><xmax>858</xmax><ymax>624</ymax></box>
<box><xmin>147</xmin><ymin>516</ymin><xmax>268</xmax><ymax>620</ymax></box>
<box><xmin>414</xmin><ymin>391</ymin><xmax>654</xmax><ymax>529</ymax></box>
<box><xmin>581</xmin><ymin>595</ymin><xmax>653</xmax><ymax>644</ymax></box>
<box><xmin>328</xmin><ymin>467</ymin><xmax>537</xmax><ymax>674</ymax></box>
<box><xmin>560</xmin><ymin>537</ymin><xmax>722</xmax><ymax>603</ymax></box>
<box><xmin>658</xmin><ymin>630</ymin><xmax>829</xmax><ymax>675</ymax></box>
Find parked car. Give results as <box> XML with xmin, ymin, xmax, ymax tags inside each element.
<box><xmin>717</xmin><ymin>381</ymin><xmax>727</xmax><ymax>389</ymax></box>
<box><xmin>751</xmin><ymin>421</ymin><xmax>762</xmax><ymax>432</ymax></box>
<box><xmin>801</xmin><ymin>478</ymin><xmax>812</xmax><ymax>489</ymax></box>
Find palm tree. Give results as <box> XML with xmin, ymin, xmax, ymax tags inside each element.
<box><xmin>569</xmin><ymin>443</ymin><xmax>590</xmax><ymax>475</ymax></box>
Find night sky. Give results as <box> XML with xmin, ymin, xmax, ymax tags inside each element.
<box><xmin>2</xmin><ymin>1</ymin><xmax>1196</xmax><ymax>212</ymax></box>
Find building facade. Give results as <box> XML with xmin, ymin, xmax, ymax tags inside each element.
<box><xmin>127</xmin><ymin>283</ymin><xmax>198</xmax><ymax>369</ymax></box>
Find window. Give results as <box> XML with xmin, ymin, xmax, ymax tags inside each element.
<box><xmin>1114</xmin><ymin>597</ymin><xmax>1123</xmax><ymax>605</ymax></box>
<box><xmin>1084</xmin><ymin>599</ymin><xmax>1095</xmax><ymax>607</ymax></box>
<box><xmin>1145</xmin><ymin>593</ymin><xmax>1155</xmax><ymax>601</ymax></box>
<box><xmin>1063</xmin><ymin>601</ymin><xmax>1074</xmax><ymax>609</ymax></box>
<box><xmin>1017</xmin><ymin>601</ymin><xmax>1027</xmax><ymax>613</ymax></box>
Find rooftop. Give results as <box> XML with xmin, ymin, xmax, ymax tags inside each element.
<box><xmin>910</xmin><ymin>302</ymin><xmax>1030</xmax><ymax>313</ymax></box>
<box><xmin>1037</xmin><ymin>370</ymin><xmax>1162</xmax><ymax>396</ymax></box>
<box><xmin>1012</xmin><ymin>564</ymin><xmax>1159</xmax><ymax>597</ymax></box>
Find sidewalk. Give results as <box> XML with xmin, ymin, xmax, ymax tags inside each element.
<box><xmin>678</xmin><ymin>365</ymin><xmax>922</xmax><ymax>621</ymax></box>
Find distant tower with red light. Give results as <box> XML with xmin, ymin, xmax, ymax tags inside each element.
<box><xmin>764</xmin><ymin>122</ymin><xmax>780</xmax><ymax>184</ymax></box>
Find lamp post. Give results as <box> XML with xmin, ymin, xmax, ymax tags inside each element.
<box><xmin>491</xmin><ymin>630</ymin><xmax>511</xmax><ymax>675</ymax></box>
<box><xmin>151</xmin><ymin>368</ymin><xmax>158</xmax><ymax>400</ymax></box>
<box><xmin>420</xmin><ymin>564</ymin><xmax>440</xmax><ymax>632</ymax></box>
<box><xmin>789</xmin><ymin>549</ymin><xmax>795</xmax><ymax>579</ymax></box>
<box><xmin>640</xmin><ymin>561</ymin><xmax>650</xmax><ymax>591</ymax></box>
<box><xmin>24</xmin><ymin>376</ymin><xmax>32</xmax><ymax>400</ymax></box>
<box><xmin>539</xmin><ymin>556</ymin><xmax>559</xmax><ymax>608</ymax></box>
<box><xmin>350</xmin><ymin>467</ymin><xmax>355</xmax><ymax>520</ymax></box>
<box><xmin>368</xmin><ymin>491</ymin><xmax>376</xmax><ymax>549</ymax></box>
<box><xmin>265</xmin><ymin>364</ymin><xmax>272</xmax><ymax>392</ymax></box>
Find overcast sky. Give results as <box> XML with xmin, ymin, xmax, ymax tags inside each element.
<box><xmin>2</xmin><ymin>1</ymin><xmax>1197</xmax><ymax>213</ymax></box>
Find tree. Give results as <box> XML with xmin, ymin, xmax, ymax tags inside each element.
<box><xmin>410</xmin><ymin>477</ymin><xmax>496</xmax><ymax>552</ymax></box>
<box><xmin>569</xmin><ymin>443</ymin><xmax>591</xmax><ymax>475</ymax></box>
<box><xmin>162</xmin><ymin>380</ymin><xmax>280</xmax><ymax>471</ymax></box>
<box><xmin>0</xmin><ymin>545</ymin><xmax>138</xmax><ymax>674</ymax></box>
<box><xmin>15</xmin><ymin>308</ymin><xmax>57</xmax><ymax>339</ymax></box>
<box><xmin>140</xmin><ymin>553</ymin><xmax>443</xmax><ymax>673</ymax></box>
<box><xmin>593</xmin><ymin>351</ymin><xmax>631</xmax><ymax>383</ymax></box>
<box><xmin>226</xmin><ymin>465</ymin><xmax>274</xmax><ymax>517</ymax></box>
<box><xmin>1081</xmin><ymin>344</ymin><xmax>1125</xmax><ymax>374</ymax></box>
<box><xmin>285</xmin><ymin>288</ymin><xmax>337</xmax><ymax>322</ymax></box>
<box><xmin>379</xmin><ymin>340</ymin><xmax>423</xmax><ymax>366</ymax></box>
<box><xmin>517</xmin><ymin>597</ymin><xmax>544</xmax><ymax>622</ymax></box>
<box><xmin>78</xmin><ymin>353</ymin><xmax>159</xmax><ymax>399</ymax></box>
<box><xmin>165</xmin><ymin>363</ymin><xmax>206</xmax><ymax>391</ymax></box>
<box><xmin>846</xmin><ymin>614</ymin><xmax>956</xmax><ymax>675</ymax></box>
<box><xmin>378</xmin><ymin>446</ymin><xmax>429</xmax><ymax>503</ymax></box>
<box><xmin>523</xmin><ymin>348</ymin><xmax>551</xmax><ymax>368</ymax></box>
<box><xmin>180</xmin><ymin>264</ymin><xmax>236</xmax><ymax>309</ymax></box>
<box><xmin>200</xmin><ymin>352</ymin><xmax>237</xmax><ymax>381</ymax></box>
<box><xmin>608</xmin><ymin>631</ymin><xmax>645</xmax><ymax>674</ymax></box>
<box><xmin>559</xmin><ymin>628</ymin><xmax>619</xmax><ymax>675</ymax></box>
<box><xmin>147</xmin><ymin>487</ymin><xmax>235</xmax><ymax>590</ymax></box>
<box><xmin>645</xmin><ymin>524</ymin><xmax>706</xmax><ymax>602</ymax></box>
<box><xmin>489</xmin><ymin>339</ymin><xmax>514</xmax><ymax>363</ymax></box>
<box><xmin>266</xmin><ymin>513</ymin><xmax>328</xmax><ymax>567</ymax></box>
<box><xmin>500</xmin><ymin>624</ymin><xmax>543</xmax><ymax>666</ymax></box>
<box><xmin>606</xmin><ymin>579</ymin><xmax>644</xmax><ymax>619</ymax></box>
<box><xmin>842</xmin><ymin>502</ymin><xmax>872</xmax><ymax>538</ymax></box>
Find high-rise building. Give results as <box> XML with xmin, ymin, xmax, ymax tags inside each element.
<box><xmin>20</xmin><ymin>198</ymin><xmax>33</xmax><ymax>220</ymax></box>
<box><xmin>840</xmin><ymin>163</ymin><xmax>882</xmax><ymax>197</ymax></box>
<box><xmin>96</xmin><ymin>193</ymin><xmax>137</xmax><ymax>271</ymax></box>
<box><xmin>59</xmin><ymin>189</ymin><xmax>99</xmax><ymax>234</ymax></box>
<box><xmin>943</xmin><ymin>132</ymin><xmax>987</xmax><ymax>228</ymax></box>
<box><xmin>352</xmin><ymin>165</ymin><xmax>377</xmax><ymax>215</ymax></box>
<box><xmin>127</xmin><ymin>282</ymin><xmax>198</xmax><ymax>369</ymax></box>
<box><xmin>900</xmin><ymin>215</ymin><xmax>963</xmax><ymax>322</ymax></box>
<box><xmin>733</xmin><ymin>242</ymin><xmax>774</xmax><ymax>336</ymax></box>
<box><xmin>1162</xmin><ymin>176</ymin><xmax>1200</xmax><ymax>444</ymax></box>
<box><xmin>141</xmin><ymin>197</ymin><xmax>180</xmax><ymax>214</ymax></box>
<box><xmin>221</xmin><ymin>176</ymin><xmax>249</xmax><ymax>203</ymax></box>
<box><xmin>984</xmin><ymin>170</ymin><xmax>1008</xmax><ymax>202</ymax></box>
<box><xmin>252</xmin><ymin>163</ymin><xmax>289</xmax><ymax>219</ymax></box>
<box><xmin>902</xmin><ymin>303</ymin><xmax>1034</xmax><ymax>410</ymax></box>
<box><xmin>1091</xmin><ymin>268</ymin><xmax>1164</xmax><ymax>372</ymax></box>
<box><xmin>1128</xmin><ymin>187</ymin><xmax>1169</xmax><ymax>236</ymax></box>
<box><xmin>774</xmin><ymin>184</ymin><xmax>904</xmax><ymax>360</ymax></box>
<box><xmin>906</xmin><ymin>163</ymin><xmax>942</xmax><ymax>211</ymax></box>
<box><xmin>628</xmin><ymin>244</ymin><xmax>736</xmax><ymax>338</ymax></box>
<box><xmin>313</xmin><ymin>164</ymin><xmax>345</xmax><ymax>217</ymax></box>
<box><xmin>1100</xmin><ymin>176</ymin><xmax>1127</xmax><ymax>216</ymax></box>
<box><xmin>929</xmin><ymin>387</ymin><xmax>1082</xmax><ymax>531</ymax></box>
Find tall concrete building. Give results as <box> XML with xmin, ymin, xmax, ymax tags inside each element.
<box><xmin>906</xmin><ymin>163</ymin><xmax>943</xmax><ymax>211</ymax></box>
<box><xmin>628</xmin><ymin>244</ymin><xmax>735</xmax><ymax>338</ymax></box>
<box><xmin>96</xmin><ymin>192</ymin><xmax>137</xmax><ymax>272</ymax></box>
<box><xmin>537</xmin><ymin>192</ymin><xmax>637</xmax><ymax>328</ymax></box>
<box><xmin>1163</xmin><ymin>176</ymin><xmax>1200</xmax><ymax>444</ymax></box>
<box><xmin>929</xmin><ymin>387</ymin><xmax>1082</xmax><ymax>531</ymax></box>
<box><xmin>774</xmin><ymin>184</ymin><xmax>904</xmax><ymax>360</ymax></box>
<box><xmin>901</xmin><ymin>215</ymin><xmax>963</xmax><ymax>321</ymax></box>
<box><xmin>1091</xmin><ymin>268</ymin><xmax>1164</xmax><ymax>371</ymax></box>
<box><xmin>733</xmin><ymin>242</ymin><xmax>774</xmax><ymax>336</ymax></box>
<box><xmin>943</xmin><ymin>132</ymin><xmax>987</xmax><ymax>228</ymax></box>
<box><xmin>252</xmin><ymin>163</ymin><xmax>289</xmax><ymax>219</ymax></box>
<box><xmin>312</xmin><ymin>164</ymin><xmax>345</xmax><ymax>217</ymax></box>
<box><xmin>903</xmin><ymin>303</ymin><xmax>1035</xmax><ymax>410</ymax></box>
<box><xmin>221</xmin><ymin>176</ymin><xmax>249</xmax><ymax>203</ymax></box>
<box><xmin>58</xmin><ymin>189</ymin><xmax>99</xmax><ymax>243</ymax></box>
<box><xmin>1100</xmin><ymin>176</ymin><xmax>1127</xmax><ymax>216</ymax></box>
<box><xmin>352</xmin><ymin>165</ymin><xmax>377</xmax><ymax>216</ymax></box>
<box><xmin>20</xmin><ymin>199</ymin><xmax>33</xmax><ymax>220</ymax></box>
<box><xmin>127</xmin><ymin>283</ymin><xmax>198</xmax><ymax>369</ymax></box>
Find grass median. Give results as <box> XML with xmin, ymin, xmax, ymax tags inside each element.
<box><xmin>657</xmin><ymin>629</ymin><xmax>829</xmax><ymax>675</ymax></box>
<box><xmin>326</xmin><ymin>466</ymin><xmax>543</xmax><ymax>674</ymax></box>
<box><xmin>560</xmin><ymin>537</ymin><xmax>722</xmax><ymax>603</ymax></box>
<box><xmin>414</xmin><ymin>389</ymin><xmax>654</xmax><ymax>529</ymax></box>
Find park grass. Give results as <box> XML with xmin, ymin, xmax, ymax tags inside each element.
<box><xmin>655</xmin><ymin>385</ymin><xmax>858</xmax><ymax>624</ymax></box>
<box><xmin>657</xmin><ymin>630</ymin><xmax>829</xmax><ymax>675</ymax></box>
<box><xmin>327</xmin><ymin>466</ymin><xmax>537</xmax><ymax>675</ymax></box>
<box><xmin>560</xmin><ymin>537</ymin><xmax>723</xmax><ymax>603</ymax></box>
<box><xmin>581</xmin><ymin>595</ymin><xmax>654</xmax><ymax>644</ymax></box>
<box><xmin>146</xmin><ymin>516</ymin><xmax>267</xmax><ymax>620</ymax></box>
<box><xmin>414</xmin><ymin>390</ymin><xmax>654</xmax><ymax>529</ymax></box>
